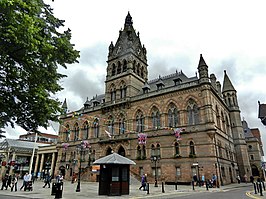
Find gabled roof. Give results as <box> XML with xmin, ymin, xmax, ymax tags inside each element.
<box><xmin>0</xmin><ymin>138</ymin><xmax>48</xmax><ymax>150</ymax></box>
<box><xmin>93</xmin><ymin>152</ymin><xmax>136</xmax><ymax>165</ymax></box>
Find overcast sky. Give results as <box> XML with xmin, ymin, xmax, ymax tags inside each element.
<box><xmin>5</xmin><ymin>0</ymin><xmax>266</xmax><ymax>153</ymax></box>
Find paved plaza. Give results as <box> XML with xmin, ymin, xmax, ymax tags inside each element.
<box><xmin>0</xmin><ymin>178</ymin><xmax>262</xmax><ymax>199</ymax></box>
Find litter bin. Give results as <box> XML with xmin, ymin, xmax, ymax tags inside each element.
<box><xmin>51</xmin><ymin>182</ymin><xmax>57</xmax><ymax>195</ymax></box>
<box><xmin>54</xmin><ymin>182</ymin><xmax>63</xmax><ymax>199</ymax></box>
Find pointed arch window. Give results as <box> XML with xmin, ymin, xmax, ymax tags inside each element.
<box><xmin>216</xmin><ymin>106</ymin><xmax>221</xmax><ymax>129</ymax></box>
<box><xmin>187</xmin><ymin>100</ymin><xmax>199</xmax><ymax>125</ymax></box>
<box><xmin>168</xmin><ymin>106</ymin><xmax>179</xmax><ymax>127</ymax></box>
<box><xmin>83</xmin><ymin>121</ymin><xmax>89</xmax><ymax>140</ymax></box>
<box><xmin>117</xmin><ymin>61</ymin><xmax>121</xmax><ymax>74</ymax></box>
<box><xmin>175</xmin><ymin>142</ymin><xmax>180</xmax><ymax>155</ymax></box>
<box><xmin>142</xmin><ymin>145</ymin><xmax>146</xmax><ymax>159</ymax></box>
<box><xmin>120</xmin><ymin>84</ymin><xmax>127</xmax><ymax>99</ymax></box>
<box><xmin>123</xmin><ymin>60</ymin><xmax>127</xmax><ymax>72</ymax></box>
<box><xmin>137</xmin><ymin>145</ymin><xmax>141</xmax><ymax>159</ymax></box>
<box><xmin>111</xmin><ymin>88</ymin><xmax>116</xmax><ymax>102</ymax></box>
<box><xmin>151</xmin><ymin>144</ymin><xmax>155</xmax><ymax>157</ymax></box>
<box><xmin>119</xmin><ymin>117</ymin><xmax>126</xmax><ymax>134</ymax></box>
<box><xmin>189</xmin><ymin>141</ymin><xmax>195</xmax><ymax>155</ymax></box>
<box><xmin>111</xmin><ymin>64</ymin><xmax>116</xmax><ymax>76</ymax></box>
<box><xmin>221</xmin><ymin>112</ymin><xmax>226</xmax><ymax>133</ymax></box>
<box><xmin>74</xmin><ymin>123</ymin><xmax>79</xmax><ymax>141</ymax></box>
<box><xmin>136</xmin><ymin>111</ymin><xmax>145</xmax><ymax>132</ymax></box>
<box><xmin>64</xmin><ymin>124</ymin><xmax>70</xmax><ymax>142</ymax></box>
<box><xmin>108</xmin><ymin>116</ymin><xmax>115</xmax><ymax>135</ymax></box>
<box><xmin>156</xmin><ymin>143</ymin><xmax>161</xmax><ymax>157</ymax></box>
<box><xmin>152</xmin><ymin>108</ymin><xmax>161</xmax><ymax>129</ymax></box>
<box><xmin>93</xmin><ymin>118</ymin><xmax>99</xmax><ymax>138</ymax></box>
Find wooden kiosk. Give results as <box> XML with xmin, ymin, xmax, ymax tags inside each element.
<box><xmin>93</xmin><ymin>153</ymin><xmax>136</xmax><ymax>196</ymax></box>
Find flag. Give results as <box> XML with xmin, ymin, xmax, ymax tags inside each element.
<box><xmin>138</xmin><ymin>133</ymin><xmax>147</xmax><ymax>145</ymax></box>
<box><xmin>105</xmin><ymin>130</ymin><xmax>112</xmax><ymax>138</ymax></box>
<box><xmin>174</xmin><ymin>128</ymin><xmax>182</xmax><ymax>141</ymax></box>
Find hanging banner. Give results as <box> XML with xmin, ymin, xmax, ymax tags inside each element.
<box><xmin>174</xmin><ymin>128</ymin><xmax>183</xmax><ymax>141</ymax></box>
<box><xmin>138</xmin><ymin>133</ymin><xmax>147</xmax><ymax>145</ymax></box>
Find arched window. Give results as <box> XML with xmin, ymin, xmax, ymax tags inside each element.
<box><xmin>93</xmin><ymin>118</ymin><xmax>99</xmax><ymax>138</ymax></box>
<box><xmin>175</xmin><ymin>142</ymin><xmax>180</xmax><ymax>155</ymax></box>
<box><xmin>156</xmin><ymin>143</ymin><xmax>161</xmax><ymax>157</ymax></box>
<box><xmin>74</xmin><ymin>123</ymin><xmax>79</xmax><ymax>141</ymax></box>
<box><xmin>216</xmin><ymin>106</ymin><xmax>221</xmax><ymax>128</ymax></box>
<box><xmin>83</xmin><ymin>121</ymin><xmax>89</xmax><ymax>140</ymax></box>
<box><xmin>111</xmin><ymin>64</ymin><xmax>116</xmax><ymax>76</ymax></box>
<box><xmin>137</xmin><ymin>145</ymin><xmax>141</xmax><ymax>159</ymax></box>
<box><xmin>221</xmin><ymin>112</ymin><xmax>226</xmax><ymax>133</ymax></box>
<box><xmin>117</xmin><ymin>61</ymin><xmax>121</xmax><ymax>74</ymax></box>
<box><xmin>142</xmin><ymin>145</ymin><xmax>146</xmax><ymax>159</ymax></box>
<box><xmin>111</xmin><ymin>88</ymin><xmax>116</xmax><ymax>102</ymax></box>
<box><xmin>64</xmin><ymin>124</ymin><xmax>70</xmax><ymax>141</ymax></box>
<box><xmin>189</xmin><ymin>141</ymin><xmax>195</xmax><ymax>155</ymax></box>
<box><xmin>151</xmin><ymin>144</ymin><xmax>155</xmax><ymax>157</ymax></box>
<box><xmin>108</xmin><ymin>116</ymin><xmax>115</xmax><ymax>135</ymax></box>
<box><xmin>119</xmin><ymin>117</ymin><xmax>126</xmax><ymax>134</ymax></box>
<box><xmin>136</xmin><ymin>111</ymin><xmax>145</xmax><ymax>132</ymax></box>
<box><xmin>187</xmin><ymin>100</ymin><xmax>199</xmax><ymax>125</ymax></box>
<box><xmin>106</xmin><ymin>147</ymin><xmax>112</xmax><ymax>155</ymax></box>
<box><xmin>140</xmin><ymin>66</ymin><xmax>144</xmax><ymax>78</ymax></box>
<box><xmin>152</xmin><ymin>107</ymin><xmax>160</xmax><ymax>129</ymax></box>
<box><xmin>122</xmin><ymin>60</ymin><xmax>127</xmax><ymax>72</ymax></box>
<box><xmin>168</xmin><ymin>104</ymin><xmax>179</xmax><ymax>127</ymax></box>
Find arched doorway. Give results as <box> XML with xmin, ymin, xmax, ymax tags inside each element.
<box><xmin>106</xmin><ymin>147</ymin><xmax>112</xmax><ymax>155</ymax></box>
<box><xmin>229</xmin><ymin>167</ymin><xmax>233</xmax><ymax>183</ymax></box>
<box><xmin>118</xmin><ymin>146</ymin><xmax>125</xmax><ymax>157</ymax></box>
<box><xmin>251</xmin><ymin>165</ymin><xmax>260</xmax><ymax>177</ymax></box>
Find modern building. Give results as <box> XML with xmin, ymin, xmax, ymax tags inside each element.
<box><xmin>19</xmin><ymin>132</ymin><xmax>58</xmax><ymax>144</ymax></box>
<box><xmin>56</xmin><ymin>13</ymin><xmax>257</xmax><ymax>185</ymax></box>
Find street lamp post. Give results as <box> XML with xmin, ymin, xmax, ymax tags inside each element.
<box><xmin>151</xmin><ymin>155</ymin><xmax>160</xmax><ymax>187</ymax></box>
<box><xmin>76</xmin><ymin>141</ymin><xmax>90</xmax><ymax>192</ymax></box>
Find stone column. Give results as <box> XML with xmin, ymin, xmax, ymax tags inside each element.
<box><xmin>34</xmin><ymin>154</ymin><xmax>40</xmax><ymax>177</ymax></box>
<box><xmin>39</xmin><ymin>154</ymin><xmax>45</xmax><ymax>178</ymax></box>
<box><xmin>50</xmin><ymin>152</ymin><xmax>56</xmax><ymax>177</ymax></box>
<box><xmin>10</xmin><ymin>152</ymin><xmax>16</xmax><ymax>174</ymax></box>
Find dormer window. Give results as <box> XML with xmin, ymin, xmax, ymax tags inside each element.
<box><xmin>173</xmin><ymin>78</ymin><xmax>182</xmax><ymax>86</ymax></box>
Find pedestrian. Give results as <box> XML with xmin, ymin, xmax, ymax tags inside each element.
<box><xmin>11</xmin><ymin>173</ymin><xmax>18</xmax><ymax>192</ymax></box>
<box><xmin>43</xmin><ymin>173</ymin><xmax>51</xmax><ymax>188</ymax></box>
<box><xmin>7</xmin><ymin>174</ymin><xmax>12</xmax><ymax>188</ymax></box>
<box><xmin>139</xmin><ymin>174</ymin><xmax>147</xmax><ymax>191</ymax></box>
<box><xmin>250</xmin><ymin>175</ymin><xmax>254</xmax><ymax>183</ymax></box>
<box><xmin>244</xmin><ymin>174</ymin><xmax>247</xmax><ymax>183</ymax></box>
<box><xmin>20</xmin><ymin>172</ymin><xmax>30</xmax><ymax>191</ymax></box>
<box><xmin>1</xmin><ymin>174</ymin><xmax>8</xmax><ymax>190</ymax></box>
<box><xmin>193</xmin><ymin>174</ymin><xmax>198</xmax><ymax>186</ymax></box>
<box><xmin>212</xmin><ymin>174</ymin><xmax>217</xmax><ymax>188</ymax></box>
<box><xmin>201</xmin><ymin>175</ymin><xmax>205</xmax><ymax>186</ymax></box>
<box><xmin>236</xmin><ymin>175</ymin><xmax>241</xmax><ymax>183</ymax></box>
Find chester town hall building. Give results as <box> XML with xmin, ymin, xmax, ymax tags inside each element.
<box><xmin>54</xmin><ymin>13</ymin><xmax>264</xmax><ymax>186</ymax></box>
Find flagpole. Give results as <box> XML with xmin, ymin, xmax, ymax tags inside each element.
<box><xmin>29</xmin><ymin>132</ymin><xmax>38</xmax><ymax>175</ymax></box>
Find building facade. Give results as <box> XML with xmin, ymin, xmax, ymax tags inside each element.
<box><xmin>55</xmin><ymin>13</ymin><xmax>254</xmax><ymax>185</ymax></box>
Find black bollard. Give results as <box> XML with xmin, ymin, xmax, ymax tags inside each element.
<box><xmin>147</xmin><ymin>183</ymin><xmax>149</xmax><ymax>195</ymax></box>
<box><xmin>206</xmin><ymin>180</ymin><xmax>209</xmax><ymax>191</ymax></box>
<box><xmin>175</xmin><ymin>183</ymin><xmax>178</xmax><ymax>190</ymax></box>
<box><xmin>253</xmin><ymin>182</ymin><xmax>257</xmax><ymax>194</ymax></box>
<box><xmin>192</xmin><ymin>181</ymin><xmax>195</xmax><ymax>190</ymax></box>
<box><xmin>259</xmin><ymin>182</ymin><xmax>263</xmax><ymax>196</ymax></box>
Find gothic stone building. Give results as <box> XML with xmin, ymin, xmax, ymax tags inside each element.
<box><xmin>55</xmin><ymin>13</ymin><xmax>252</xmax><ymax>185</ymax></box>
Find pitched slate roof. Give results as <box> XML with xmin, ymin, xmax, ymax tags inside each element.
<box><xmin>0</xmin><ymin>138</ymin><xmax>48</xmax><ymax>150</ymax></box>
<box><xmin>93</xmin><ymin>152</ymin><xmax>136</xmax><ymax>165</ymax></box>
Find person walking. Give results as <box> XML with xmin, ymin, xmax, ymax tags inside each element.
<box><xmin>11</xmin><ymin>174</ymin><xmax>18</xmax><ymax>192</ymax></box>
<box><xmin>43</xmin><ymin>173</ymin><xmax>51</xmax><ymax>188</ymax></box>
<box><xmin>236</xmin><ymin>175</ymin><xmax>241</xmax><ymax>183</ymax></box>
<box><xmin>20</xmin><ymin>172</ymin><xmax>30</xmax><ymax>191</ymax></box>
<box><xmin>1</xmin><ymin>174</ymin><xmax>8</xmax><ymax>190</ymax></box>
<box><xmin>139</xmin><ymin>174</ymin><xmax>147</xmax><ymax>191</ymax></box>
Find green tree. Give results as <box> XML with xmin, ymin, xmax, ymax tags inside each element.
<box><xmin>0</xmin><ymin>0</ymin><xmax>80</xmax><ymax>136</ymax></box>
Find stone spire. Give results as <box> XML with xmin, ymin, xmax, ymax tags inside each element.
<box><xmin>222</xmin><ymin>70</ymin><xmax>236</xmax><ymax>93</ymax></box>
<box><xmin>62</xmin><ymin>98</ymin><xmax>67</xmax><ymax>114</ymax></box>
<box><xmin>197</xmin><ymin>54</ymin><xmax>209</xmax><ymax>84</ymax></box>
